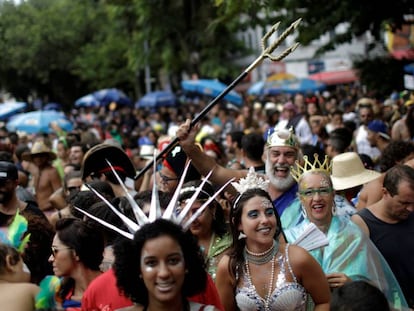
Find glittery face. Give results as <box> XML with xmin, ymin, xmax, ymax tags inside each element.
<box><xmin>238</xmin><ymin>196</ymin><xmax>277</xmax><ymax>241</ymax></box>
<box><xmin>319</xmin><ymin>176</ymin><xmax>329</xmax><ymax>187</ymax></box>
<box><xmin>261</xmin><ymin>198</ymin><xmax>273</xmax><ymax>210</ymax></box>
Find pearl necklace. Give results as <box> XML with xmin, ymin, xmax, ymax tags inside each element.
<box><xmin>245</xmin><ymin>254</ymin><xmax>276</xmax><ymax>311</ymax></box>
<box><xmin>244</xmin><ymin>240</ymin><xmax>278</xmax><ymax>265</ymax></box>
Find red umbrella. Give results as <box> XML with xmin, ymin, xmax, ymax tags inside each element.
<box><xmin>308</xmin><ymin>70</ymin><xmax>358</xmax><ymax>85</ymax></box>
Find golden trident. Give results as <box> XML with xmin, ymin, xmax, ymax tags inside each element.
<box><xmin>135</xmin><ymin>18</ymin><xmax>302</xmax><ymax>180</ymax></box>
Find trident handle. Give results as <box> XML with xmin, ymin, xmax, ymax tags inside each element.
<box><xmin>134</xmin><ymin>18</ymin><xmax>302</xmax><ymax>180</ymax></box>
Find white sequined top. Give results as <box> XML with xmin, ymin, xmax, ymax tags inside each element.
<box><xmin>235</xmin><ymin>244</ymin><xmax>307</xmax><ymax>311</ymax></box>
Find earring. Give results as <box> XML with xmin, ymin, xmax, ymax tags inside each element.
<box><xmin>238</xmin><ymin>232</ymin><xmax>246</xmax><ymax>240</ymax></box>
<box><xmin>301</xmin><ymin>205</ymin><xmax>308</xmax><ymax>219</ymax></box>
<box><xmin>331</xmin><ymin>202</ymin><xmax>337</xmax><ymax>216</ymax></box>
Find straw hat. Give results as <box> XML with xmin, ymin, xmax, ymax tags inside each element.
<box><xmin>22</xmin><ymin>141</ymin><xmax>57</xmax><ymax>162</ymax></box>
<box><xmin>331</xmin><ymin>152</ymin><xmax>381</xmax><ymax>191</ymax></box>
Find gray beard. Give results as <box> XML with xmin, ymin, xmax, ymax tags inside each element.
<box><xmin>265</xmin><ymin>158</ymin><xmax>296</xmax><ymax>192</ymax></box>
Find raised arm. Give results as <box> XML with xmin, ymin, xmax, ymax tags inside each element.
<box><xmin>176</xmin><ymin>119</ymin><xmax>246</xmax><ymax>192</ymax></box>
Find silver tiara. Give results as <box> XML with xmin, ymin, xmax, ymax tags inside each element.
<box><xmin>231</xmin><ymin>167</ymin><xmax>269</xmax><ymax>209</ymax></box>
<box><xmin>75</xmin><ymin>151</ymin><xmax>234</xmax><ymax>239</ymax></box>
<box><xmin>231</xmin><ymin>167</ymin><xmax>269</xmax><ymax>194</ymax></box>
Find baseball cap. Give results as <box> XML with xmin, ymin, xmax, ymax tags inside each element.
<box><xmin>0</xmin><ymin>161</ymin><xmax>18</xmax><ymax>181</ymax></box>
<box><xmin>367</xmin><ymin>120</ymin><xmax>390</xmax><ymax>140</ymax></box>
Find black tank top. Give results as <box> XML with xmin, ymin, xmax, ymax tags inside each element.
<box><xmin>358</xmin><ymin>208</ymin><xmax>414</xmax><ymax>307</ymax></box>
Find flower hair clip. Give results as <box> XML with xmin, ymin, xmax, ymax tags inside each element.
<box><xmin>231</xmin><ymin>167</ymin><xmax>269</xmax><ymax>195</ymax></box>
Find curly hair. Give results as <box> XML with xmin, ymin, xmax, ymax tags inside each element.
<box><xmin>113</xmin><ymin>219</ymin><xmax>207</xmax><ymax>306</ymax></box>
<box><xmin>378</xmin><ymin>141</ymin><xmax>414</xmax><ymax>173</ymax></box>
<box><xmin>229</xmin><ymin>188</ymin><xmax>282</xmax><ymax>281</ymax></box>
<box><xmin>20</xmin><ymin>212</ymin><xmax>55</xmax><ymax>284</ymax></box>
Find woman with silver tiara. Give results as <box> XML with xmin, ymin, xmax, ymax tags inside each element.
<box><xmin>215</xmin><ymin>168</ymin><xmax>330</xmax><ymax>311</ymax></box>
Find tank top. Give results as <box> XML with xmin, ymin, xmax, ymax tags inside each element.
<box><xmin>235</xmin><ymin>244</ymin><xmax>307</xmax><ymax>311</ymax></box>
<box><xmin>358</xmin><ymin>208</ymin><xmax>414</xmax><ymax>307</ymax></box>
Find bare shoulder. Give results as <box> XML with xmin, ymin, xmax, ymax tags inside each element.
<box><xmin>216</xmin><ymin>254</ymin><xmax>231</xmax><ymax>275</ymax></box>
<box><xmin>285</xmin><ymin>244</ymin><xmax>312</xmax><ymax>264</ymax></box>
<box><xmin>351</xmin><ymin>213</ymin><xmax>370</xmax><ymax>236</ymax></box>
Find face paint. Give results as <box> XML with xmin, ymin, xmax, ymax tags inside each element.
<box><xmin>141</xmin><ymin>250</ymin><xmax>154</xmax><ymax>272</ymax></box>
<box><xmin>261</xmin><ymin>198</ymin><xmax>273</xmax><ymax>210</ymax></box>
<box><xmin>319</xmin><ymin>177</ymin><xmax>329</xmax><ymax>188</ymax></box>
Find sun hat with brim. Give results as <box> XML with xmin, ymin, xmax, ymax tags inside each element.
<box><xmin>81</xmin><ymin>143</ymin><xmax>136</xmax><ymax>180</ymax></box>
<box><xmin>331</xmin><ymin>152</ymin><xmax>381</xmax><ymax>191</ymax></box>
<box><xmin>22</xmin><ymin>141</ymin><xmax>57</xmax><ymax>162</ymax></box>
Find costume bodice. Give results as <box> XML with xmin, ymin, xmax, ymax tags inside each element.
<box><xmin>235</xmin><ymin>244</ymin><xmax>307</xmax><ymax>311</ymax></box>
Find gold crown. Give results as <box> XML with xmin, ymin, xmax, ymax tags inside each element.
<box><xmin>290</xmin><ymin>154</ymin><xmax>332</xmax><ymax>182</ymax></box>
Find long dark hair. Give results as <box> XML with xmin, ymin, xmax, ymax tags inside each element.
<box><xmin>228</xmin><ymin>188</ymin><xmax>282</xmax><ymax>281</ymax></box>
<box><xmin>113</xmin><ymin>219</ymin><xmax>207</xmax><ymax>306</ymax></box>
<box><xmin>55</xmin><ymin>218</ymin><xmax>104</xmax><ymax>302</ymax></box>
<box><xmin>178</xmin><ymin>179</ymin><xmax>228</xmax><ymax>237</ymax></box>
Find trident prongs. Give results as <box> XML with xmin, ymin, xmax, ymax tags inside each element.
<box><xmin>263</xmin><ymin>18</ymin><xmax>302</xmax><ymax>61</ymax></box>
<box><xmin>245</xmin><ymin>18</ymin><xmax>302</xmax><ymax>73</ymax></box>
<box><xmin>135</xmin><ymin>17</ymin><xmax>302</xmax><ymax>180</ymax></box>
<box><xmin>261</xmin><ymin>22</ymin><xmax>280</xmax><ymax>51</ymax></box>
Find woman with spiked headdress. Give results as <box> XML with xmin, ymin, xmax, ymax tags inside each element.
<box><xmin>284</xmin><ymin>155</ymin><xmax>408</xmax><ymax>310</ymax></box>
<box><xmin>215</xmin><ymin>168</ymin><xmax>330</xmax><ymax>311</ymax></box>
<box><xmin>113</xmin><ymin>218</ymin><xmax>220</xmax><ymax>311</ymax></box>
<box><xmin>75</xmin><ymin>159</ymin><xmax>232</xmax><ymax>311</ymax></box>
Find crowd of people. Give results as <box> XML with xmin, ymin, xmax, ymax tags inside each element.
<box><xmin>0</xmin><ymin>86</ymin><xmax>413</xmax><ymax>310</ymax></box>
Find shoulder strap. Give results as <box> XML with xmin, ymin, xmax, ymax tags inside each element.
<box><xmin>284</xmin><ymin>243</ymin><xmax>298</xmax><ymax>283</ymax></box>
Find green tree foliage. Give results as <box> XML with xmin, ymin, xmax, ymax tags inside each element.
<box><xmin>0</xmin><ymin>0</ymin><xmax>412</xmax><ymax>106</ymax></box>
<box><xmin>265</xmin><ymin>0</ymin><xmax>413</xmax><ymax>55</ymax></box>
<box><xmin>0</xmin><ymin>0</ymin><xmax>252</xmax><ymax>107</ymax></box>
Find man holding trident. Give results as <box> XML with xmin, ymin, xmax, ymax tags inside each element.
<box><xmin>177</xmin><ymin>22</ymin><xmax>304</xmax><ymax>230</ymax></box>
<box><xmin>177</xmin><ymin>123</ymin><xmax>303</xmax><ymax>230</ymax></box>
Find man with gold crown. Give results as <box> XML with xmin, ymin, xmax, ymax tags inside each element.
<box><xmin>176</xmin><ymin>119</ymin><xmax>304</xmax><ymax>229</ymax></box>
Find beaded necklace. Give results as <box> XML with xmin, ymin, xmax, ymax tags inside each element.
<box><xmin>244</xmin><ymin>253</ymin><xmax>276</xmax><ymax>311</ymax></box>
<box><xmin>243</xmin><ymin>240</ymin><xmax>279</xmax><ymax>265</ymax></box>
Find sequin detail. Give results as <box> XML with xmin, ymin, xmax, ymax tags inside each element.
<box><xmin>235</xmin><ymin>244</ymin><xmax>307</xmax><ymax>311</ymax></box>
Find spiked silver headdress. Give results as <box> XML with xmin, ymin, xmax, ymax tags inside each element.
<box><xmin>75</xmin><ymin>151</ymin><xmax>234</xmax><ymax>239</ymax></box>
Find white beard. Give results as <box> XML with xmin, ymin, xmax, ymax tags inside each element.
<box><xmin>265</xmin><ymin>157</ymin><xmax>296</xmax><ymax>191</ymax></box>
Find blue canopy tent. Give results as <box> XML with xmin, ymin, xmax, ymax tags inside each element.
<box><xmin>92</xmin><ymin>88</ymin><xmax>132</xmax><ymax>107</ymax></box>
<box><xmin>43</xmin><ymin>102</ymin><xmax>62</xmax><ymax>111</ymax></box>
<box><xmin>263</xmin><ymin>78</ymin><xmax>326</xmax><ymax>95</ymax></box>
<box><xmin>181</xmin><ymin>79</ymin><xmax>243</xmax><ymax>106</ymax></box>
<box><xmin>6</xmin><ymin>110</ymin><xmax>73</xmax><ymax>134</ymax></box>
<box><xmin>247</xmin><ymin>81</ymin><xmax>266</xmax><ymax>96</ymax></box>
<box><xmin>136</xmin><ymin>91</ymin><xmax>176</xmax><ymax>109</ymax></box>
<box><xmin>74</xmin><ymin>94</ymin><xmax>100</xmax><ymax>108</ymax></box>
<box><xmin>0</xmin><ymin>102</ymin><xmax>27</xmax><ymax>121</ymax></box>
